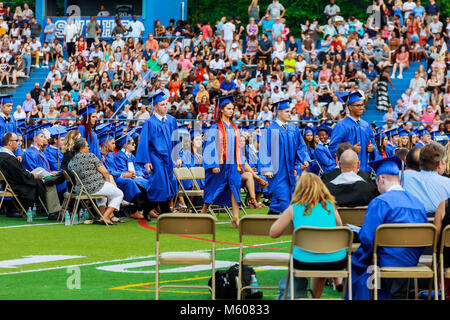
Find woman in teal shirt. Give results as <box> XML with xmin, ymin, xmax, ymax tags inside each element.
<box><xmin>270</xmin><ymin>171</ymin><xmax>347</xmax><ymax>298</ymax></box>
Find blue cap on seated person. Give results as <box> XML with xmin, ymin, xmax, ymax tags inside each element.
<box><xmin>0</xmin><ymin>94</ymin><xmax>13</xmax><ymax>105</ymax></box>
<box><xmin>316</xmin><ymin>124</ymin><xmax>332</xmax><ymax>136</ymax></box>
<box><xmin>78</xmin><ymin>104</ymin><xmax>97</xmax><ymax>117</ymax></box>
<box><xmin>369</xmin><ymin>156</ymin><xmax>403</xmax><ymax>176</ymax></box>
<box><xmin>148</xmin><ymin>91</ymin><xmax>167</xmax><ymax>106</ymax></box>
<box><xmin>95</xmin><ymin>123</ymin><xmax>112</xmax><ymax>135</ymax></box>
<box><xmin>48</xmin><ymin>125</ymin><xmax>67</xmax><ymax>138</ymax></box>
<box><xmin>408</xmin><ymin>129</ymin><xmax>417</xmax><ymax>137</ymax></box>
<box><xmin>190</xmin><ymin>130</ymin><xmax>202</xmax><ymax>139</ymax></box>
<box><xmin>418</xmin><ymin>128</ymin><xmax>431</xmax><ymax>137</ymax></box>
<box><xmin>338</xmin><ymin>91</ymin><xmax>363</xmax><ymax>105</ymax></box>
<box><xmin>24</xmin><ymin>125</ymin><xmax>46</xmax><ymax>141</ymax></box>
<box><xmin>98</xmin><ymin>132</ymin><xmax>114</xmax><ymax>145</ymax></box>
<box><xmin>114</xmin><ymin>123</ymin><xmax>127</xmax><ymax>137</ymax></box>
<box><xmin>116</xmin><ymin>134</ymin><xmax>134</xmax><ymax>149</ymax></box>
<box><xmin>375</xmin><ymin>131</ymin><xmax>387</xmax><ymax>143</ymax></box>
<box><xmin>302</xmin><ymin>126</ymin><xmax>315</xmax><ymax>136</ymax></box>
<box><xmin>385</xmin><ymin>128</ymin><xmax>398</xmax><ymax>138</ymax></box>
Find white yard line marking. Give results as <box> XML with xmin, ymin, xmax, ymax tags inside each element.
<box><xmin>0</xmin><ymin>241</ymin><xmax>290</xmax><ymax>275</ymax></box>
<box><xmin>0</xmin><ymin>223</ymin><xmax>59</xmax><ymax>229</ymax></box>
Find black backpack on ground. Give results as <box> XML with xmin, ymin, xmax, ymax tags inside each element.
<box><xmin>208</xmin><ymin>264</ymin><xmax>263</xmax><ymax>300</ymax></box>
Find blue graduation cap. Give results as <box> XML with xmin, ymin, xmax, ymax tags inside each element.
<box><xmin>0</xmin><ymin>94</ymin><xmax>13</xmax><ymax>105</ymax></box>
<box><xmin>78</xmin><ymin>104</ymin><xmax>97</xmax><ymax>118</ymax></box>
<box><xmin>303</xmin><ymin>126</ymin><xmax>315</xmax><ymax>136</ymax></box>
<box><xmin>369</xmin><ymin>156</ymin><xmax>403</xmax><ymax>176</ymax></box>
<box><xmin>418</xmin><ymin>128</ymin><xmax>431</xmax><ymax>137</ymax></box>
<box><xmin>16</xmin><ymin>118</ymin><xmax>26</xmax><ymax>129</ymax></box>
<box><xmin>338</xmin><ymin>91</ymin><xmax>363</xmax><ymax>105</ymax></box>
<box><xmin>214</xmin><ymin>95</ymin><xmax>234</xmax><ymax>120</ymax></box>
<box><xmin>375</xmin><ymin>131</ymin><xmax>387</xmax><ymax>143</ymax></box>
<box><xmin>398</xmin><ymin>129</ymin><xmax>408</xmax><ymax>137</ymax></box>
<box><xmin>190</xmin><ymin>130</ymin><xmax>202</xmax><ymax>139</ymax></box>
<box><xmin>95</xmin><ymin>123</ymin><xmax>112</xmax><ymax>135</ymax></box>
<box><xmin>148</xmin><ymin>91</ymin><xmax>167</xmax><ymax>106</ymax></box>
<box><xmin>316</xmin><ymin>124</ymin><xmax>332</xmax><ymax>136</ymax></box>
<box><xmin>273</xmin><ymin>99</ymin><xmax>291</xmax><ymax>115</ymax></box>
<box><xmin>385</xmin><ymin>128</ymin><xmax>398</xmax><ymax>138</ymax></box>
<box><xmin>114</xmin><ymin>123</ymin><xmax>127</xmax><ymax>137</ymax></box>
<box><xmin>408</xmin><ymin>129</ymin><xmax>417</xmax><ymax>137</ymax></box>
<box><xmin>98</xmin><ymin>132</ymin><xmax>114</xmax><ymax>145</ymax></box>
<box><xmin>116</xmin><ymin>134</ymin><xmax>134</xmax><ymax>149</ymax></box>
<box><xmin>178</xmin><ymin>125</ymin><xmax>190</xmax><ymax>137</ymax></box>
<box><xmin>24</xmin><ymin>125</ymin><xmax>46</xmax><ymax>141</ymax></box>
<box><xmin>48</xmin><ymin>125</ymin><xmax>67</xmax><ymax>138</ymax></box>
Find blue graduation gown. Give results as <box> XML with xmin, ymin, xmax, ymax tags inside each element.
<box><xmin>306</xmin><ymin>146</ymin><xmax>320</xmax><ymax>175</ymax></box>
<box><xmin>101</xmin><ymin>151</ymin><xmax>141</xmax><ymax>202</ymax></box>
<box><xmin>313</xmin><ymin>143</ymin><xmax>336</xmax><ymax>174</ymax></box>
<box><xmin>385</xmin><ymin>143</ymin><xmax>397</xmax><ymax>158</ymax></box>
<box><xmin>22</xmin><ymin>145</ymin><xmax>52</xmax><ymax>173</ymax></box>
<box><xmin>0</xmin><ymin>116</ymin><xmax>22</xmax><ymax>156</ymax></box>
<box><xmin>415</xmin><ymin>141</ymin><xmax>424</xmax><ymax>147</ymax></box>
<box><xmin>203</xmin><ymin>122</ymin><xmax>242</xmax><ymax>206</ymax></box>
<box><xmin>348</xmin><ymin>189</ymin><xmax>428</xmax><ymax>300</ymax></box>
<box><xmin>329</xmin><ymin>117</ymin><xmax>381</xmax><ymax>173</ymax></box>
<box><xmin>44</xmin><ymin>145</ymin><xmax>66</xmax><ymax>191</ymax></box>
<box><xmin>181</xmin><ymin>149</ymin><xmax>205</xmax><ymax>190</ymax></box>
<box><xmin>135</xmin><ymin>114</ymin><xmax>178</xmax><ymax>202</ymax></box>
<box><xmin>78</xmin><ymin>125</ymin><xmax>101</xmax><ymax>160</ymax></box>
<box><xmin>113</xmin><ymin>150</ymin><xmax>150</xmax><ymax>190</ymax></box>
<box><xmin>260</xmin><ymin>122</ymin><xmax>311</xmax><ymax>213</ymax></box>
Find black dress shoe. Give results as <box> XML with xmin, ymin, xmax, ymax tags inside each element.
<box><xmin>6</xmin><ymin>211</ymin><xmax>22</xmax><ymax>218</ymax></box>
<box><xmin>143</xmin><ymin>212</ymin><xmax>151</xmax><ymax>222</ymax></box>
<box><xmin>48</xmin><ymin>213</ymin><xmax>58</xmax><ymax>220</ymax></box>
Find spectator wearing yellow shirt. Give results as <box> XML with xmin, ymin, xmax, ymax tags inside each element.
<box><xmin>283</xmin><ymin>52</ymin><xmax>296</xmax><ymax>80</ymax></box>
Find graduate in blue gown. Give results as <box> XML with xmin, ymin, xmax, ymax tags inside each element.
<box><xmin>44</xmin><ymin>125</ymin><xmax>68</xmax><ymax>192</ymax></box>
<box><xmin>348</xmin><ymin>156</ymin><xmax>428</xmax><ymax>300</ymax></box>
<box><xmin>114</xmin><ymin>133</ymin><xmax>150</xmax><ymax>192</ymax></box>
<box><xmin>98</xmin><ymin>132</ymin><xmax>148</xmax><ymax>220</ymax></box>
<box><xmin>0</xmin><ymin>95</ymin><xmax>23</xmax><ymax>158</ymax></box>
<box><xmin>135</xmin><ymin>92</ymin><xmax>181</xmax><ymax>214</ymax></box>
<box><xmin>384</xmin><ymin>128</ymin><xmax>399</xmax><ymax>158</ymax></box>
<box><xmin>201</xmin><ymin>95</ymin><xmax>244</xmax><ymax>228</ymax></box>
<box><xmin>314</xmin><ymin>124</ymin><xmax>337</xmax><ymax>174</ymax></box>
<box><xmin>77</xmin><ymin>104</ymin><xmax>101</xmax><ymax>160</ymax></box>
<box><xmin>181</xmin><ymin>130</ymin><xmax>205</xmax><ymax>190</ymax></box>
<box><xmin>259</xmin><ymin>99</ymin><xmax>311</xmax><ymax>215</ymax></box>
<box><xmin>329</xmin><ymin>92</ymin><xmax>382</xmax><ymax>173</ymax></box>
<box><xmin>302</xmin><ymin>126</ymin><xmax>320</xmax><ymax>175</ymax></box>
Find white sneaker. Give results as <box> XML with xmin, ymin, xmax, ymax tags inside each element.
<box><xmin>397</xmin><ymin>74</ymin><xmax>403</xmax><ymax>79</ymax></box>
<box><xmin>391</xmin><ymin>74</ymin><xmax>395</xmax><ymax>79</ymax></box>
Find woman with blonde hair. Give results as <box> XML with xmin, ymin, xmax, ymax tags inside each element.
<box><xmin>61</xmin><ymin>130</ymin><xmax>81</xmax><ymax>170</ymax></box>
<box><xmin>270</xmin><ymin>171</ymin><xmax>346</xmax><ymax>298</ymax></box>
<box><xmin>445</xmin><ymin>143</ymin><xmax>450</xmax><ymax>178</ymax></box>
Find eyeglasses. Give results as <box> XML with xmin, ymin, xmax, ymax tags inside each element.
<box><xmin>9</xmin><ymin>139</ymin><xmax>18</xmax><ymax>142</ymax></box>
<box><xmin>351</xmin><ymin>104</ymin><xmax>365</xmax><ymax>108</ymax></box>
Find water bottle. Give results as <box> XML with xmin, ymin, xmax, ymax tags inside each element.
<box><xmin>83</xmin><ymin>209</ymin><xmax>90</xmax><ymax>222</ymax></box>
<box><xmin>250</xmin><ymin>274</ymin><xmax>259</xmax><ymax>294</ymax></box>
<box><xmin>64</xmin><ymin>211</ymin><xmax>71</xmax><ymax>226</ymax></box>
<box><xmin>27</xmin><ymin>207</ymin><xmax>33</xmax><ymax>223</ymax></box>
<box><xmin>73</xmin><ymin>211</ymin><xmax>79</xmax><ymax>225</ymax></box>
<box><xmin>79</xmin><ymin>209</ymin><xmax>85</xmax><ymax>223</ymax></box>
<box><xmin>32</xmin><ymin>205</ymin><xmax>37</xmax><ymax>218</ymax></box>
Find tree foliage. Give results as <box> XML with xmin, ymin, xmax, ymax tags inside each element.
<box><xmin>188</xmin><ymin>0</ymin><xmax>449</xmax><ymax>37</ymax></box>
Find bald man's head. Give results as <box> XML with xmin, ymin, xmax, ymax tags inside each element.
<box><xmin>339</xmin><ymin>149</ymin><xmax>360</xmax><ymax>173</ymax></box>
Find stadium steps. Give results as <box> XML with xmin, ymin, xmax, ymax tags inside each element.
<box><xmin>362</xmin><ymin>61</ymin><xmax>424</xmax><ymax>125</ymax></box>
<box><xmin>10</xmin><ymin>66</ymin><xmax>50</xmax><ymax>113</ymax></box>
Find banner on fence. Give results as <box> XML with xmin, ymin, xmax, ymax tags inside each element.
<box><xmin>49</xmin><ymin>16</ymin><xmax>143</xmax><ymax>40</ymax></box>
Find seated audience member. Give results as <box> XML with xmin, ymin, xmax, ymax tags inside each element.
<box><xmin>0</xmin><ymin>132</ymin><xmax>47</xmax><ymax>218</ymax></box>
<box><xmin>404</xmin><ymin>146</ymin><xmax>421</xmax><ymax>172</ymax></box>
<box><xmin>270</xmin><ymin>172</ymin><xmax>346</xmax><ymax>299</ymax></box>
<box><xmin>322</xmin><ymin>142</ymin><xmax>372</xmax><ymax>183</ymax></box>
<box><xmin>403</xmin><ymin>142</ymin><xmax>450</xmax><ymax>216</ymax></box>
<box><xmin>68</xmin><ymin>138</ymin><xmax>124</xmax><ymax>225</ymax></box>
<box><xmin>61</xmin><ymin>130</ymin><xmax>82</xmax><ymax>172</ymax></box>
<box><xmin>325</xmin><ymin>149</ymin><xmax>378</xmax><ymax>207</ymax></box>
<box><xmin>350</xmin><ymin>156</ymin><xmax>428</xmax><ymax>300</ymax></box>
<box><xmin>433</xmin><ymin>198</ymin><xmax>450</xmax><ymax>300</ymax></box>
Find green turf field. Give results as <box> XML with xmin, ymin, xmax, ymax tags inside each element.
<box><xmin>0</xmin><ymin>209</ymin><xmax>343</xmax><ymax>300</ymax></box>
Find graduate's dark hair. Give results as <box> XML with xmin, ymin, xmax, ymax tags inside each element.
<box><xmin>419</xmin><ymin>142</ymin><xmax>445</xmax><ymax>171</ymax></box>
<box><xmin>80</xmin><ymin>113</ymin><xmax>96</xmax><ymax>143</ymax></box>
<box><xmin>406</xmin><ymin>146</ymin><xmax>421</xmax><ymax>171</ymax></box>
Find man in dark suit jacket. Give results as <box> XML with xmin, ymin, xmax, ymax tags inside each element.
<box><xmin>325</xmin><ymin>149</ymin><xmax>378</xmax><ymax>207</ymax></box>
<box><xmin>322</xmin><ymin>142</ymin><xmax>373</xmax><ymax>184</ymax></box>
<box><xmin>0</xmin><ymin>132</ymin><xmax>46</xmax><ymax>217</ymax></box>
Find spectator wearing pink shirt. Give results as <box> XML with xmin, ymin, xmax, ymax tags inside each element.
<box><xmin>421</xmin><ymin>106</ymin><xmax>437</xmax><ymax>126</ymax></box>
<box><xmin>178</xmin><ymin>54</ymin><xmax>193</xmax><ymax>72</ymax></box>
<box><xmin>145</xmin><ymin>33</ymin><xmax>159</xmax><ymax>53</ymax></box>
